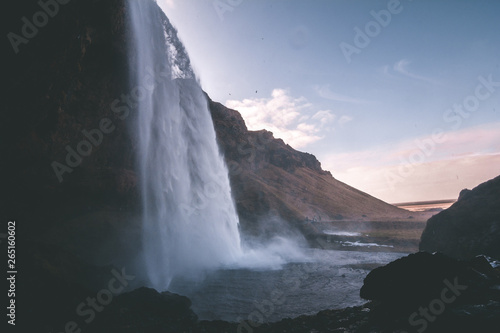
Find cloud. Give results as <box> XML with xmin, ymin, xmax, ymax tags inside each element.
<box><xmin>391</xmin><ymin>59</ymin><xmax>440</xmax><ymax>85</ymax></box>
<box><xmin>314</xmin><ymin>85</ymin><xmax>368</xmax><ymax>104</ymax></box>
<box><xmin>225</xmin><ymin>89</ymin><xmax>352</xmax><ymax>148</ymax></box>
<box><xmin>297</xmin><ymin>122</ymin><xmax>319</xmax><ymax>133</ymax></box>
<box><xmin>393</xmin><ymin>59</ymin><xmax>411</xmax><ymax>75</ymax></box>
<box><xmin>330</xmin><ymin>153</ymin><xmax>500</xmax><ymax>203</ymax></box>
<box><xmin>338</xmin><ymin>115</ymin><xmax>353</xmax><ymax>126</ymax></box>
<box><xmin>320</xmin><ymin>122</ymin><xmax>500</xmax><ymax>202</ymax></box>
<box><xmin>157</xmin><ymin>0</ymin><xmax>176</xmax><ymax>11</ymax></box>
<box><xmin>312</xmin><ymin>110</ymin><xmax>336</xmax><ymax>127</ymax></box>
<box><xmin>325</xmin><ymin>122</ymin><xmax>500</xmax><ymax>169</ymax></box>
<box><xmin>225</xmin><ymin>89</ymin><xmax>319</xmax><ymax>148</ymax></box>
<box><xmin>163</xmin><ymin>0</ymin><xmax>176</xmax><ymax>8</ymax></box>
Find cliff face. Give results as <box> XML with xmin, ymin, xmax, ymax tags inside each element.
<box><xmin>3</xmin><ymin>0</ymin><xmax>136</xmax><ymax>239</ymax></box>
<box><xmin>420</xmin><ymin>175</ymin><xmax>500</xmax><ymax>259</ymax></box>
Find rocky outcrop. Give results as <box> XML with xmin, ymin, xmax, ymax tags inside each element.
<box><xmin>361</xmin><ymin>252</ymin><xmax>500</xmax><ymax>308</ymax></box>
<box><xmin>420</xmin><ymin>175</ymin><xmax>500</xmax><ymax>259</ymax></box>
<box><xmin>360</xmin><ymin>252</ymin><xmax>500</xmax><ymax>332</ymax></box>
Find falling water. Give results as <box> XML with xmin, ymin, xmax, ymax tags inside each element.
<box><xmin>127</xmin><ymin>0</ymin><xmax>242</xmax><ymax>290</ymax></box>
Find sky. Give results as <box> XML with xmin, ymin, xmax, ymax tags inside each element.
<box><xmin>157</xmin><ymin>0</ymin><xmax>500</xmax><ymax>203</ymax></box>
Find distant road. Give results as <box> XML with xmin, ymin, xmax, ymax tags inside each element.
<box><xmin>393</xmin><ymin>199</ymin><xmax>456</xmax><ymax>212</ymax></box>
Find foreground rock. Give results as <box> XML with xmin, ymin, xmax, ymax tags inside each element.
<box><xmin>89</xmin><ymin>287</ymin><xmax>199</xmax><ymax>332</ymax></box>
<box><xmin>361</xmin><ymin>252</ymin><xmax>500</xmax><ymax>307</ymax></box>
<box><xmin>360</xmin><ymin>252</ymin><xmax>500</xmax><ymax>332</ymax></box>
<box><xmin>420</xmin><ymin>175</ymin><xmax>500</xmax><ymax>259</ymax></box>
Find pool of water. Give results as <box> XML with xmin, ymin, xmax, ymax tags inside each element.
<box><xmin>168</xmin><ymin>248</ymin><xmax>405</xmax><ymax>323</ymax></box>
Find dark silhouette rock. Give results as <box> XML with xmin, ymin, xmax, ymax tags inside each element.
<box><xmin>420</xmin><ymin>175</ymin><xmax>500</xmax><ymax>259</ymax></box>
<box><xmin>361</xmin><ymin>252</ymin><xmax>500</xmax><ymax>308</ymax></box>
<box><xmin>90</xmin><ymin>287</ymin><xmax>198</xmax><ymax>333</ymax></box>
<box><xmin>360</xmin><ymin>252</ymin><xmax>500</xmax><ymax>333</ymax></box>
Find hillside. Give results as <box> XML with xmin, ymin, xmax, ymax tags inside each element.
<box><xmin>420</xmin><ymin>174</ymin><xmax>500</xmax><ymax>259</ymax></box>
<box><xmin>209</xmin><ymin>99</ymin><xmax>412</xmax><ymax>235</ymax></box>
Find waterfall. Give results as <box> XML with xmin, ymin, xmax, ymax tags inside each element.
<box><xmin>127</xmin><ymin>0</ymin><xmax>242</xmax><ymax>290</ymax></box>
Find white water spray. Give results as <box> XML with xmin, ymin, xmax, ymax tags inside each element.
<box><xmin>127</xmin><ymin>0</ymin><xmax>242</xmax><ymax>290</ymax></box>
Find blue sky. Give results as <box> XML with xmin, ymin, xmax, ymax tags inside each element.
<box><xmin>158</xmin><ymin>0</ymin><xmax>500</xmax><ymax>203</ymax></box>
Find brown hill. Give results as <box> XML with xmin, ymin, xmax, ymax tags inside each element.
<box><xmin>208</xmin><ymin>99</ymin><xmax>411</xmax><ymax>235</ymax></box>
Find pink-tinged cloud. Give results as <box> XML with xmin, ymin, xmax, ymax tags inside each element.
<box><xmin>321</xmin><ymin>122</ymin><xmax>500</xmax><ymax>202</ymax></box>
<box><xmin>329</xmin><ymin>153</ymin><xmax>500</xmax><ymax>203</ymax></box>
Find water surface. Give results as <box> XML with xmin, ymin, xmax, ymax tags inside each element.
<box><xmin>169</xmin><ymin>248</ymin><xmax>405</xmax><ymax>323</ymax></box>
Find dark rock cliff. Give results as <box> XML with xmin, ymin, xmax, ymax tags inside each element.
<box><xmin>3</xmin><ymin>0</ymin><xmax>136</xmax><ymax>238</ymax></box>
<box><xmin>420</xmin><ymin>175</ymin><xmax>500</xmax><ymax>260</ymax></box>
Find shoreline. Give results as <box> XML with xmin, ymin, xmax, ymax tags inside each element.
<box><xmin>302</xmin><ymin>216</ymin><xmax>434</xmax><ymax>253</ymax></box>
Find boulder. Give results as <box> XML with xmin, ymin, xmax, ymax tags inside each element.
<box><xmin>420</xmin><ymin>175</ymin><xmax>500</xmax><ymax>259</ymax></box>
<box><xmin>360</xmin><ymin>251</ymin><xmax>500</xmax><ymax>332</ymax></box>
<box><xmin>90</xmin><ymin>287</ymin><xmax>198</xmax><ymax>333</ymax></box>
